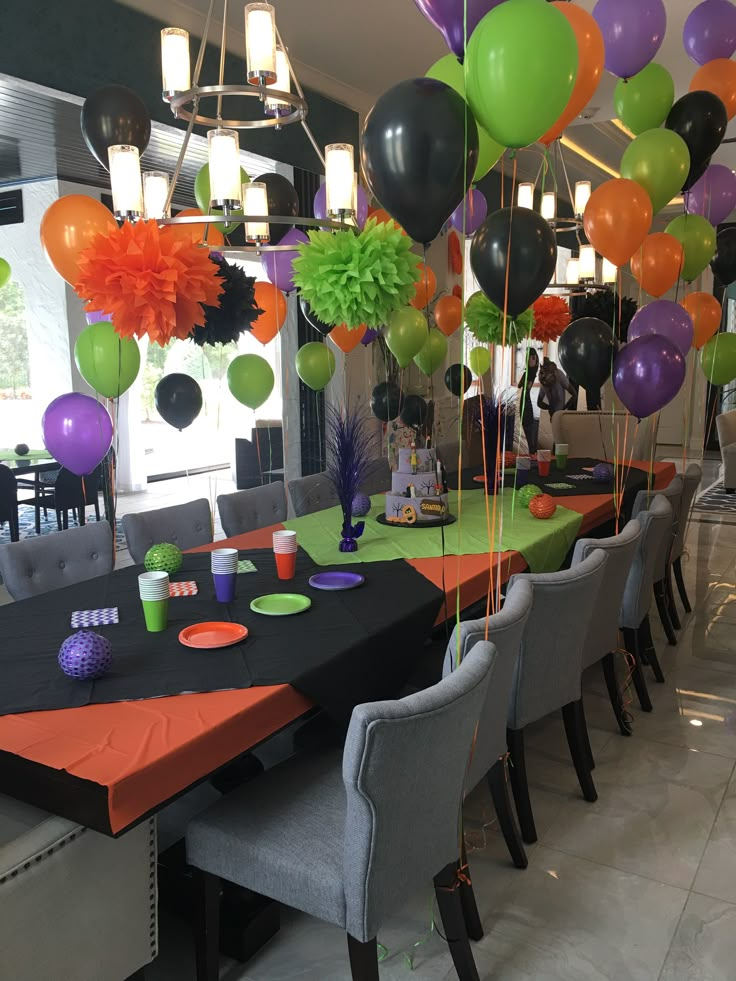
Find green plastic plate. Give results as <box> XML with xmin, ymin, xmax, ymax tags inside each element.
<box><xmin>250</xmin><ymin>593</ymin><xmax>312</xmax><ymax>616</ymax></box>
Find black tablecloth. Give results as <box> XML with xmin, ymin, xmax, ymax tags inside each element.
<box><xmin>0</xmin><ymin>550</ymin><xmax>444</xmax><ymax>724</ymax></box>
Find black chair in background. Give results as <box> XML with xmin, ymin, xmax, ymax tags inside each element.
<box><xmin>20</xmin><ymin>465</ymin><xmax>102</xmax><ymax>532</ymax></box>
<box><xmin>0</xmin><ymin>465</ymin><xmax>20</xmax><ymax>542</ymax></box>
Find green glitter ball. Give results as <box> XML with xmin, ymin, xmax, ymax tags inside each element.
<box><xmin>144</xmin><ymin>542</ymin><xmax>183</xmax><ymax>574</ymax></box>
<box><xmin>516</xmin><ymin>484</ymin><xmax>544</xmax><ymax>509</ymax></box>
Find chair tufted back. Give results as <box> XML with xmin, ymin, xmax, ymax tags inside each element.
<box><xmin>621</xmin><ymin>495</ymin><xmax>673</xmax><ymax>630</ymax></box>
<box><xmin>0</xmin><ymin>521</ymin><xmax>114</xmax><ymax>601</ymax></box>
<box><xmin>672</xmin><ymin>464</ymin><xmax>702</xmax><ymax>562</ymax></box>
<box><xmin>632</xmin><ymin>475</ymin><xmax>683</xmax><ymax>582</ymax></box>
<box><xmin>0</xmin><ymin>464</ymin><xmax>18</xmax><ymax>523</ymax></box>
<box><xmin>717</xmin><ymin>409</ymin><xmax>736</xmax><ymax>448</ymax></box>
<box><xmin>552</xmin><ymin>410</ymin><xmax>658</xmax><ymax>461</ymax></box>
<box><xmin>217</xmin><ymin>483</ymin><xmax>287</xmax><ymax>538</ymax></box>
<box><xmin>121</xmin><ymin>499</ymin><xmax>212</xmax><ymax>564</ymax></box>
<box><xmin>287</xmin><ymin>472</ymin><xmax>339</xmax><ymax>517</ymax></box>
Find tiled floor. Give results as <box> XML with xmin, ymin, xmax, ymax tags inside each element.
<box><xmin>145</xmin><ymin>454</ymin><xmax>736</xmax><ymax>979</ymax></box>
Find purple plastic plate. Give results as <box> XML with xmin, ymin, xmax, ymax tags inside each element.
<box><xmin>308</xmin><ymin>571</ymin><xmax>365</xmax><ymax>591</ymax></box>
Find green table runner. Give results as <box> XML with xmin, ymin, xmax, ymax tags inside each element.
<box><xmin>284</xmin><ymin>489</ymin><xmax>583</xmax><ymax>573</ymax></box>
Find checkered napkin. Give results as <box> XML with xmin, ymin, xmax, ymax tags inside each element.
<box><xmin>237</xmin><ymin>560</ymin><xmax>257</xmax><ymax>574</ymax></box>
<box><xmin>169</xmin><ymin>581</ymin><xmax>198</xmax><ymax>597</ymax></box>
<box><xmin>567</xmin><ymin>473</ymin><xmax>595</xmax><ymax>481</ymax></box>
<box><xmin>71</xmin><ymin>607</ymin><xmax>119</xmax><ymax>628</ymax></box>
<box><xmin>545</xmin><ymin>482</ymin><xmax>576</xmax><ymax>490</ymax></box>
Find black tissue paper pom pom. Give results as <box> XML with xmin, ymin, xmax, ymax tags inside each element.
<box><xmin>191</xmin><ymin>254</ymin><xmax>265</xmax><ymax>347</ymax></box>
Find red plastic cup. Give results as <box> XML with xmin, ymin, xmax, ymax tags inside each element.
<box><xmin>275</xmin><ymin>551</ymin><xmax>297</xmax><ymax>580</ymax></box>
<box><xmin>538</xmin><ymin>460</ymin><xmax>550</xmax><ymax>477</ymax></box>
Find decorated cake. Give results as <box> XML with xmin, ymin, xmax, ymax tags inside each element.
<box><xmin>385</xmin><ymin>446</ymin><xmax>449</xmax><ymax>525</ymax></box>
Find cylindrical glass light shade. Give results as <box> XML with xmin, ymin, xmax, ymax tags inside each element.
<box><xmin>143</xmin><ymin>171</ymin><xmax>170</xmax><ymax>220</ymax></box>
<box><xmin>517</xmin><ymin>182</ymin><xmax>534</xmax><ymax>210</ymax></box>
<box><xmin>161</xmin><ymin>28</ymin><xmax>191</xmax><ymax>99</ymax></box>
<box><xmin>566</xmin><ymin>258</ymin><xmax>580</xmax><ymax>285</ymax></box>
<box><xmin>540</xmin><ymin>191</ymin><xmax>556</xmax><ymax>222</ymax></box>
<box><xmin>579</xmin><ymin>245</ymin><xmax>597</xmax><ymax>281</ymax></box>
<box><xmin>243</xmin><ymin>182</ymin><xmax>270</xmax><ymax>243</ymax></box>
<box><xmin>207</xmin><ymin>128</ymin><xmax>242</xmax><ymax>212</ymax></box>
<box><xmin>245</xmin><ymin>3</ymin><xmax>277</xmax><ymax>85</ymax></box>
<box><xmin>325</xmin><ymin>144</ymin><xmax>355</xmax><ymax>218</ymax></box>
<box><xmin>602</xmin><ymin>258</ymin><xmax>617</xmax><ymax>283</ymax></box>
<box><xmin>265</xmin><ymin>45</ymin><xmax>292</xmax><ymax>116</ymax></box>
<box><xmin>108</xmin><ymin>145</ymin><xmax>143</xmax><ymax>219</ymax></box>
<box><xmin>574</xmin><ymin>180</ymin><xmax>592</xmax><ymax>218</ymax></box>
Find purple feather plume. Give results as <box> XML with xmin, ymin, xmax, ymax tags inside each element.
<box><xmin>325</xmin><ymin>406</ymin><xmax>376</xmax><ymax>552</ymax></box>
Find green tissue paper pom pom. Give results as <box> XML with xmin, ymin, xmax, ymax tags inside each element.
<box><xmin>145</xmin><ymin>543</ymin><xmax>183</xmax><ymax>575</ymax></box>
<box><xmin>517</xmin><ymin>484</ymin><xmax>543</xmax><ymax>508</ymax></box>
<box><xmin>465</xmin><ymin>292</ymin><xmax>534</xmax><ymax>346</ymax></box>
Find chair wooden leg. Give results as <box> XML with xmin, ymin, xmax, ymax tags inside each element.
<box><xmin>673</xmin><ymin>557</ymin><xmax>692</xmax><ymax>613</ymax></box>
<box><xmin>347</xmin><ymin>935</ymin><xmax>380</xmax><ymax>981</ymax></box>
<box><xmin>622</xmin><ymin>626</ymin><xmax>653</xmax><ymax>712</ymax></box>
<box><xmin>506</xmin><ymin>727</ymin><xmax>537</xmax><ymax>844</ymax></box>
<box><xmin>665</xmin><ymin>566</ymin><xmax>681</xmax><ymax>630</ymax></box>
<box><xmin>192</xmin><ymin>868</ymin><xmax>220</xmax><ymax>981</ymax></box>
<box><xmin>458</xmin><ymin>839</ymin><xmax>483</xmax><ymax>941</ymax></box>
<box><xmin>433</xmin><ymin>862</ymin><xmax>481</xmax><ymax>981</ymax></box>
<box><xmin>654</xmin><ymin>581</ymin><xmax>677</xmax><ymax>646</ymax></box>
<box><xmin>562</xmin><ymin>700</ymin><xmax>598</xmax><ymax>803</ymax></box>
<box><xmin>35</xmin><ymin>504</ymin><xmax>41</xmax><ymax>535</ymax></box>
<box><xmin>578</xmin><ymin>697</ymin><xmax>595</xmax><ymax>771</ymax></box>
<box><xmin>487</xmin><ymin>758</ymin><xmax>528</xmax><ymax>869</ymax></box>
<box><xmin>602</xmin><ymin>652</ymin><xmax>632</xmax><ymax>737</ymax></box>
<box><xmin>638</xmin><ymin>620</ymin><xmax>664</xmax><ymax>683</ymax></box>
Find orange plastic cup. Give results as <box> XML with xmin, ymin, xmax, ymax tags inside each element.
<box><xmin>275</xmin><ymin>551</ymin><xmax>297</xmax><ymax>580</ymax></box>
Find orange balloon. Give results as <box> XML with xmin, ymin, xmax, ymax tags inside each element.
<box><xmin>540</xmin><ymin>2</ymin><xmax>605</xmax><ymax>145</ymax></box>
<box><xmin>370</xmin><ymin>209</ymin><xmax>407</xmax><ymax>235</ymax></box>
<box><xmin>630</xmin><ymin>233</ymin><xmax>684</xmax><ymax>298</ymax></box>
<box><xmin>690</xmin><ymin>59</ymin><xmax>736</xmax><ymax>120</ymax></box>
<box><xmin>434</xmin><ymin>295</ymin><xmax>462</xmax><ymax>336</ymax></box>
<box><xmin>411</xmin><ymin>262</ymin><xmax>438</xmax><ymax>309</ymax></box>
<box><xmin>40</xmin><ymin>195</ymin><xmax>117</xmax><ymax>287</ymax></box>
<box><xmin>329</xmin><ymin>322</ymin><xmax>366</xmax><ymax>353</ymax></box>
<box><xmin>681</xmin><ymin>292</ymin><xmax>722</xmax><ymax>350</ymax></box>
<box><xmin>251</xmin><ymin>281</ymin><xmax>287</xmax><ymax>344</ymax></box>
<box><xmin>171</xmin><ymin>208</ymin><xmax>225</xmax><ymax>247</ymax></box>
<box><xmin>583</xmin><ymin>178</ymin><xmax>652</xmax><ymax>267</ymax></box>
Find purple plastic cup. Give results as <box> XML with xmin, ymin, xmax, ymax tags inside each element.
<box><xmin>213</xmin><ymin>571</ymin><xmax>237</xmax><ymax>603</ymax></box>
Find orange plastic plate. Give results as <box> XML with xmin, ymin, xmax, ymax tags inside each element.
<box><xmin>178</xmin><ymin>622</ymin><xmax>249</xmax><ymax>649</ymax></box>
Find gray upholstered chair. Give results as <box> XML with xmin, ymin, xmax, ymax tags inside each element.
<box><xmin>633</xmin><ymin>475</ymin><xmax>684</xmax><ymax>643</ymax></box>
<box><xmin>217</xmin><ymin>482</ymin><xmax>287</xmax><ymax>538</ymax></box>
<box><xmin>620</xmin><ymin>495</ymin><xmax>674</xmax><ymax>711</ymax></box>
<box><xmin>122</xmin><ymin>498</ymin><xmax>212</xmax><ymax>564</ymax></box>
<box><xmin>187</xmin><ymin>643</ymin><xmax>495</xmax><ymax>981</ymax></box>
<box><xmin>571</xmin><ymin>521</ymin><xmax>641</xmax><ymax>737</ymax></box>
<box><xmin>287</xmin><ymin>471</ymin><xmax>339</xmax><ymax>517</ymax></box>
<box><xmin>716</xmin><ymin>409</ymin><xmax>736</xmax><ymax>492</ymax></box>
<box><xmin>0</xmin><ymin>521</ymin><xmax>113</xmax><ymax>601</ymax></box>
<box><xmin>671</xmin><ymin>464</ymin><xmax>703</xmax><ymax>614</ymax></box>
<box><xmin>0</xmin><ymin>795</ymin><xmax>156</xmax><ymax>981</ymax></box>
<box><xmin>504</xmin><ymin>549</ymin><xmax>608</xmax><ymax>845</ymax></box>
<box><xmin>360</xmin><ymin>458</ymin><xmax>392</xmax><ymax>496</ymax></box>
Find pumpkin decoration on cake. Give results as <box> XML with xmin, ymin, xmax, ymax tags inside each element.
<box><xmin>528</xmin><ymin>493</ymin><xmax>557</xmax><ymax>520</ymax></box>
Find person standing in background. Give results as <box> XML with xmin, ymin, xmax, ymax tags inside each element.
<box><xmin>537</xmin><ymin>357</ymin><xmax>576</xmax><ymax>421</ymax></box>
<box><xmin>517</xmin><ymin>348</ymin><xmax>540</xmax><ymax>455</ymax></box>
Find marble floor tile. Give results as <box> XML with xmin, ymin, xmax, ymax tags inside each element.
<box><xmin>693</xmin><ymin>770</ymin><xmax>736</xmax><ymax>905</ymax></box>
<box><xmin>659</xmin><ymin>893</ymin><xmax>736</xmax><ymax>981</ymax></box>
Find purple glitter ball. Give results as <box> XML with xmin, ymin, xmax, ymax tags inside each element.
<box><xmin>58</xmin><ymin>630</ymin><xmax>113</xmax><ymax>680</ymax></box>
<box><xmin>593</xmin><ymin>462</ymin><xmax>615</xmax><ymax>483</ymax></box>
<box><xmin>352</xmin><ymin>493</ymin><xmax>372</xmax><ymax>517</ymax></box>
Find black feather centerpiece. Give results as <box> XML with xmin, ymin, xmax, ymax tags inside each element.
<box><xmin>191</xmin><ymin>254</ymin><xmax>264</xmax><ymax>347</ymax></box>
<box><xmin>325</xmin><ymin>405</ymin><xmax>375</xmax><ymax>553</ymax></box>
<box><xmin>477</xmin><ymin>392</ymin><xmax>516</xmax><ymax>490</ymax></box>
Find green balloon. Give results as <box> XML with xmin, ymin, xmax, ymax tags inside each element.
<box><xmin>665</xmin><ymin>214</ymin><xmax>716</xmax><ymax>283</ymax></box>
<box><xmin>385</xmin><ymin>308</ymin><xmax>429</xmax><ymax>369</ymax></box>
<box><xmin>426</xmin><ymin>55</ymin><xmax>504</xmax><ymax>181</ymax></box>
<box><xmin>615</xmin><ymin>63</ymin><xmax>674</xmax><ymax>136</ymax></box>
<box><xmin>465</xmin><ymin>0</ymin><xmax>578</xmax><ymax>150</ymax></box>
<box><xmin>295</xmin><ymin>342</ymin><xmax>336</xmax><ymax>391</ymax></box>
<box><xmin>620</xmin><ymin>129</ymin><xmax>690</xmax><ymax>215</ymax></box>
<box><xmin>0</xmin><ymin>258</ymin><xmax>10</xmax><ymax>288</ymax></box>
<box><xmin>701</xmin><ymin>334</ymin><xmax>736</xmax><ymax>386</ymax></box>
<box><xmin>74</xmin><ymin>322</ymin><xmax>141</xmax><ymax>399</ymax></box>
<box><xmin>227</xmin><ymin>354</ymin><xmax>274</xmax><ymax>409</ymax></box>
<box><xmin>195</xmin><ymin>164</ymin><xmax>250</xmax><ymax>234</ymax></box>
<box><xmin>413</xmin><ymin>328</ymin><xmax>448</xmax><ymax>376</ymax></box>
<box><xmin>469</xmin><ymin>346</ymin><xmax>491</xmax><ymax>376</ymax></box>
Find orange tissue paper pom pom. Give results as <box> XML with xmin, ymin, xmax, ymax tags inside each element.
<box><xmin>74</xmin><ymin>220</ymin><xmax>224</xmax><ymax>346</ymax></box>
<box><xmin>531</xmin><ymin>295</ymin><xmax>571</xmax><ymax>343</ymax></box>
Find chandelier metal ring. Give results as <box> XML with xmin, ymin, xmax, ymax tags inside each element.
<box><xmin>160</xmin><ymin>212</ymin><xmax>357</xmax><ymax>254</ymax></box>
<box><xmin>168</xmin><ymin>83</ymin><xmax>307</xmax><ymax>130</ymax></box>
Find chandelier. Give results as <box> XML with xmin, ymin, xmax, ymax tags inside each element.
<box><xmin>107</xmin><ymin>0</ymin><xmax>356</xmax><ymax>252</ymax></box>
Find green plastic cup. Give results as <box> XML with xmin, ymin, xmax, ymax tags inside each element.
<box><xmin>141</xmin><ymin>597</ymin><xmax>169</xmax><ymax>632</ymax></box>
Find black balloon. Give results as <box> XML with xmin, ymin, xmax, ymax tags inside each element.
<box><xmin>470</xmin><ymin>207</ymin><xmax>557</xmax><ymax>318</ymax></box>
<box><xmin>711</xmin><ymin>227</ymin><xmax>736</xmax><ymax>286</ymax></box>
<box><xmin>400</xmin><ymin>394</ymin><xmax>429</xmax><ymax>429</ymax></box>
<box><xmin>371</xmin><ymin>382</ymin><xmax>404</xmax><ymax>422</ymax></box>
<box><xmin>81</xmin><ymin>85</ymin><xmax>151</xmax><ymax>170</ymax></box>
<box><xmin>445</xmin><ymin>363</ymin><xmax>473</xmax><ymax>398</ymax></box>
<box><xmin>299</xmin><ymin>296</ymin><xmax>333</xmax><ymax>336</ymax></box>
<box><xmin>255</xmin><ymin>172</ymin><xmax>299</xmax><ymax>245</ymax></box>
<box><xmin>558</xmin><ymin>318</ymin><xmax>617</xmax><ymax>391</ymax></box>
<box><xmin>361</xmin><ymin>78</ymin><xmax>478</xmax><ymax>245</ymax></box>
<box><xmin>154</xmin><ymin>374</ymin><xmax>203</xmax><ymax>431</ymax></box>
<box><xmin>665</xmin><ymin>91</ymin><xmax>727</xmax><ymax>191</ymax></box>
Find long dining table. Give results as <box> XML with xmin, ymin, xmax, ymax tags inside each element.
<box><xmin>0</xmin><ymin>459</ymin><xmax>675</xmax><ymax>836</ymax></box>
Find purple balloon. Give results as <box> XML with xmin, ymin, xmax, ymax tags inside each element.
<box><xmin>413</xmin><ymin>0</ymin><xmax>507</xmax><ymax>59</ymax></box>
<box><xmin>684</xmin><ymin>0</ymin><xmax>736</xmax><ymax>66</ymax></box>
<box><xmin>361</xmin><ymin>327</ymin><xmax>379</xmax><ymax>346</ymax></box>
<box><xmin>85</xmin><ymin>310</ymin><xmax>111</xmax><ymax>325</ymax></box>
<box><xmin>260</xmin><ymin>229</ymin><xmax>309</xmax><ymax>293</ymax></box>
<box><xmin>684</xmin><ymin>164</ymin><xmax>736</xmax><ymax>225</ymax></box>
<box><xmin>593</xmin><ymin>0</ymin><xmax>667</xmax><ymax>79</ymax></box>
<box><xmin>628</xmin><ymin>300</ymin><xmax>694</xmax><ymax>357</ymax></box>
<box><xmin>449</xmin><ymin>188</ymin><xmax>488</xmax><ymax>235</ymax></box>
<box><xmin>313</xmin><ymin>184</ymin><xmax>369</xmax><ymax>230</ymax></box>
<box><xmin>613</xmin><ymin>335</ymin><xmax>686</xmax><ymax>419</ymax></box>
<box><xmin>42</xmin><ymin>393</ymin><xmax>113</xmax><ymax>476</ymax></box>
